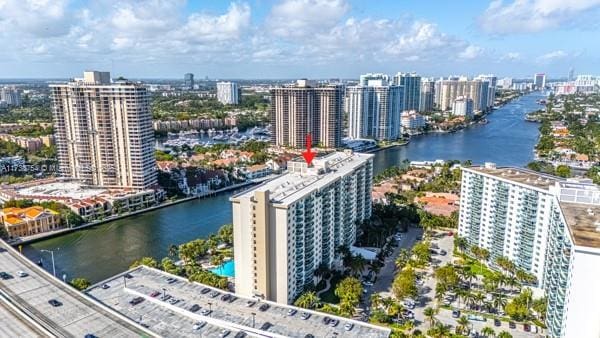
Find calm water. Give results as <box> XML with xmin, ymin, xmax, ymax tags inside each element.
<box><xmin>23</xmin><ymin>93</ymin><xmax>543</xmax><ymax>283</ymax></box>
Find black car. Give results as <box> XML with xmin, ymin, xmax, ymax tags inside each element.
<box><xmin>259</xmin><ymin>322</ymin><xmax>273</xmax><ymax>330</ymax></box>
<box><xmin>166</xmin><ymin>277</ymin><xmax>177</xmax><ymax>284</ymax></box>
<box><xmin>228</xmin><ymin>296</ymin><xmax>238</xmax><ymax>303</ymax></box>
<box><xmin>0</xmin><ymin>272</ymin><xmax>13</xmax><ymax>280</ymax></box>
<box><xmin>48</xmin><ymin>299</ymin><xmax>62</xmax><ymax>307</ymax></box>
<box><xmin>305</xmin><ymin>335</ymin><xmax>315</xmax><ymax>338</ymax></box>
<box><xmin>329</xmin><ymin>319</ymin><xmax>339</xmax><ymax>327</ymax></box>
<box><xmin>124</xmin><ymin>273</ymin><xmax>133</xmax><ymax>279</ymax></box>
<box><xmin>452</xmin><ymin>310</ymin><xmax>460</xmax><ymax>318</ymax></box>
<box><xmin>210</xmin><ymin>291</ymin><xmax>221</xmax><ymax>298</ymax></box>
<box><xmin>322</xmin><ymin>316</ymin><xmax>331</xmax><ymax>324</ymax></box>
<box><xmin>494</xmin><ymin>319</ymin><xmax>501</xmax><ymax>327</ymax></box>
<box><xmin>201</xmin><ymin>288</ymin><xmax>211</xmax><ymax>294</ymax></box>
<box><xmin>509</xmin><ymin>322</ymin><xmax>516</xmax><ymax>329</ymax></box>
<box><xmin>190</xmin><ymin>304</ymin><xmax>201</xmax><ymax>312</ymax></box>
<box><xmin>234</xmin><ymin>332</ymin><xmax>247</xmax><ymax>338</ymax></box>
<box><xmin>129</xmin><ymin>297</ymin><xmax>144</xmax><ymax>305</ymax></box>
<box><xmin>84</xmin><ymin>335</ymin><xmax>98</xmax><ymax>338</ymax></box>
<box><xmin>221</xmin><ymin>294</ymin><xmax>231</xmax><ymax>301</ymax></box>
<box><xmin>258</xmin><ymin>303</ymin><xmax>270</xmax><ymax>312</ymax></box>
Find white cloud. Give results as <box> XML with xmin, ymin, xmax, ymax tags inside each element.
<box><xmin>479</xmin><ymin>0</ymin><xmax>600</xmax><ymax>34</ymax></box>
<box><xmin>459</xmin><ymin>45</ymin><xmax>484</xmax><ymax>60</ymax></box>
<box><xmin>267</xmin><ymin>0</ymin><xmax>349</xmax><ymax>38</ymax></box>
<box><xmin>537</xmin><ymin>50</ymin><xmax>568</xmax><ymax>62</ymax></box>
<box><xmin>0</xmin><ymin>0</ymin><xmax>71</xmax><ymax>37</ymax></box>
<box><xmin>177</xmin><ymin>3</ymin><xmax>251</xmax><ymax>43</ymax></box>
<box><xmin>503</xmin><ymin>52</ymin><xmax>521</xmax><ymax>60</ymax></box>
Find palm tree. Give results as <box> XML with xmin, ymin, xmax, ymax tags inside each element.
<box><xmin>474</xmin><ymin>291</ymin><xmax>486</xmax><ymax>309</ymax></box>
<box><xmin>461</xmin><ymin>268</ymin><xmax>477</xmax><ymax>289</ymax></box>
<box><xmin>423</xmin><ymin>306</ymin><xmax>438</xmax><ymax>327</ymax></box>
<box><xmin>481</xmin><ymin>326</ymin><xmax>495</xmax><ymax>338</ymax></box>
<box><xmin>314</xmin><ymin>262</ymin><xmax>329</xmax><ymax>284</ymax></box>
<box><xmin>395</xmin><ymin>249</ymin><xmax>411</xmax><ymax>270</ymax></box>
<box><xmin>454</xmin><ymin>236</ymin><xmax>468</xmax><ymax>253</ymax></box>
<box><xmin>382</xmin><ymin>297</ymin><xmax>396</xmax><ymax>314</ymax></box>
<box><xmin>456</xmin><ymin>315</ymin><xmax>470</xmax><ymax>335</ymax></box>
<box><xmin>497</xmin><ymin>331</ymin><xmax>513</xmax><ymax>338</ymax></box>
<box><xmin>455</xmin><ymin>288</ymin><xmax>468</xmax><ymax>309</ymax></box>
<box><xmin>403</xmin><ymin>320</ymin><xmax>415</xmax><ymax>335</ymax></box>
<box><xmin>168</xmin><ymin>244</ymin><xmax>179</xmax><ymax>258</ymax></box>
<box><xmin>492</xmin><ymin>293</ymin><xmax>508</xmax><ymax>313</ymax></box>
<box><xmin>370</xmin><ymin>293</ymin><xmax>383</xmax><ymax>310</ymax></box>
<box><xmin>427</xmin><ymin>322</ymin><xmax>451</xmax><ymax>338</ymax></box>
<box><xmin>294</xmin><ymin>291</ymin><xmax>320</xmax><ymax>309</ymax></box>
<box><xmin>464</xmin><ymin>292</ymin><xmax>476</xmax><ymax>309</ymax></box>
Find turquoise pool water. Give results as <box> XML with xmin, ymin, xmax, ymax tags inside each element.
<box><xmin>210</xmin><ymin>260</ymin><xmax>235</xmax><ymax>277</ymax></box>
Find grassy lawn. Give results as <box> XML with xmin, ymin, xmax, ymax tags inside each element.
<box><xmin>320</xmin><ymin>273</ymin><xmax>344</xmax><ymax>304</ymax></box>
<box><xmin>461</xmin><ymin>258</ymin><xmax>496</xmax><ymax>278</ymax></box>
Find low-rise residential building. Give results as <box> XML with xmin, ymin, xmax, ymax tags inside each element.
<box><xmin>415</xmin><ymin>192</ymin><xmax>459</xmax><ymax>217</ymax></box>
<box><xmin>459</xmin><ymin>163</ymin><xmax>600</xmax><ymax>337</ymax></box>
<box><xmin>0</xmin><ymin>206</ymin><xmax>62</xmax><ymax>239</ymax></box>
<box><xmin>452</xmin><ymin>96</ymin><xmax>474</xmax><ymax>118</ymax></box>
<box><xmin>400</xmin><ymin>110</ymin><xmax>426</xmax><ymax>135</ymax></box>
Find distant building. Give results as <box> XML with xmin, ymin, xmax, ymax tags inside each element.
<box><xmin>50</xmin><ymin>71</ymin><xmax>157</xmax><ymax>190</ymax></box>
<box><xmin>534</xmin><ymin>73</ymin><xmax>546</xmax><ymax>90</ymax></box>
<box><xmin>400</xmin><ymin>110</ymin><xmax>426</xmax><ymax>135</ymax></box>
<box><xmin>347</xmin><ymin>76</ymin><xmax>403</xmax><ymax>141</ymax></box>
<box><xmin>184</xmin><ymin>73</ymin><xmax>194</xmax><ymax>90</ymax></box>
<box><xmin>0</xmin><ymin>206</ymin><xmax>62</xmax><ymax>239</ymax></box>
<box><xmin>568</xmin><ymin>68</ymin><xmax>575</xmax><ymax>81</ymax></box>
<box><xmin>419</xmin><ymin>78</ymin><xmax>435</xmax><ymax>112</ymax></box>
<box><xmin>394</xmin><ymin>72</ymin><xmax>421</xmax><ymax>111</ymax></box>
<box><xmin>216</xmin><ymin>82</ymin><xmax>240</xmax><ymax>105</ymax></box>
<box><xmin>270</xmin><ymin>79</ymin><xmax>343</xmax><ymax>148</ymax></box>
<box><xmin>0</xmin><ymin>87</ymin><xmax>21</xmax><ymax>107</ymax></box>
<box><xmin>359</xmin><ymin>73</ymin><xmax>389</xmax><ymax>86</ymax></box>
<box><xmin>232</xmin><ymin>151</ymin><xmax>374</xmax><ymax>304</ymax></box>
<box><xmin>452</xmin><ymin>96</ymin><xmax>473</xmax><ymax>118</ymax></box>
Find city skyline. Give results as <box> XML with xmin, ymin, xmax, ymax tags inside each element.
<box><xmin>1</xmin><ymin>0</ymin><xmax>599</xmax><ymax>79</ymax></box>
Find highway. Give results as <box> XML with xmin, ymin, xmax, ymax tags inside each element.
<box><xmin>0</xmin><ymin>240</ymin><xmax>156</xmax><ymax>338</ymax></box>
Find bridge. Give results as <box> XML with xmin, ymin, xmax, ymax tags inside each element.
<box><xmin>0</xmin><ymin>240</ymin><xmax>156</xmax><ymax>338</ymax></box>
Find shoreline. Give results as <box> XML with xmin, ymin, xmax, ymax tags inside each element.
<box><xmin>9</xmin><ymin>180</ymin><xmax>260</xmax><ymax>246</ymax></box>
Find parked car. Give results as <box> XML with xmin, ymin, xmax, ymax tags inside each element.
<box><xmin>300</xmin><ymin>312</ymin><xmax>311</xmax><ymax>320</ymax></box>
<box><xmin>234</xmin><ymin>332</ymin><xmax>247</xmax><ymax>338</ymax></box>
<box><xmin>129</xmin><ymin>297</ymin><xmax>144</xmax><ymax>306</ymax></box>
<box><xmin>124</xmin><ymin>273</ymin><xmax>133</xmax><ymax>279</ymax></box>
<box><xmin>160</xmin><ymin>294</ymin><xmax>171</xmax><ymax>301</ymax></box>
<box><xmin>219</xmin><ymin>329</ymin><xmax>231</xmax><ymax>337</ymax></box>
<box><xmin>193</xmin><ymin>321</ymin><xmax>207</xmax><ymax>330</ymax></box>
<box><xmin>287</xmin><ymin>309</ymin><xmax>297</xmax><ymax>316</ymax></box>
<box><xmin>260</xmin><ymin>322</ymin><xmax>273</xmax><ymax>330</ymax></box>
<box><xmin>329</xmin><ymin>319</ymin><xmax>339</xmax><ymax>327</ymax></box>
<box><xmin>101</xmin><ymin>283</ymin><xmax>110</xmax><ymax>289</ymax></box>
<box><xmin>467</xmin><ymin>314</ymin><xmax>485</xmax><ymax>321</ymax></box>
<box><xmin>452</xmin><ymin>310</ymin><xmax>461</xmax><ymax>318</ymax></box>
<box><xmin>17</xmin><ymin>271</ymin><xmax>28</xmax><ymax>278</ymax></box>
<box><xmin>48</xmin><ymin>299</ymin><xmax>63</xmax><ymax>307</ymax></box>
<box><xmin>221</xmin><ymin>294</ymin><xmax>231</xmax><ymax>301</ymax></box>
<box><xmin>166</xmin><ymin>277</ymin><xmax>177</xmax><ymax>284</ymax></box>
<box><xmin>210</xmin><ymin>291</ymin><xmax>220</xmax><ymax>298</ymax></box>
<box><xmin>322</xmin><ymin>316</ymin><xmax>331</xmax><ymax>324</ymax></box>
<box><xmin>344</xmin><ymin>323</ymin><xmax>354</xmax><ymax>331</ymax></box>
<box><xmin>494</xmin><ymin>319</ymin><xmax>501</xmax><ymax>327</ymax></box>
<box><xmin>523</xmin><ymin>323</ymin><xmax>531</xmax><ymax>332</ymax></box>
<box><xmin>201</xmin><ymin>309</ymin><xmax>212</xmax><ymax>316</ymax></box>
<box><xmin>439</xmin><ymin>250</ymin><xmax>447</xmax><ymax>256</ymax></box>
<box><xmin>228</xmin><ymin>296</ymin><xmax>238</xmax><ymax>303</ymax></box>
<box><xmin>305</xmin><ymin>335</ymin><xmax>315</xmax><ymax>338</ymax></box>
<box><xmin>509</xmin><ymin>322</ymin><xmax>516</xmax><ymax>329</ymax></box>
<box><xmin>190</xmin><ymin>304</ymin><xmax>201</xmax><ymax>312</ymax></box>
<box><xmin>246</xmin><ymin>300</ymin><xmax>256</xmax><ymax>307</ymax></box>
<box><xmin>0</xmin><ymin>272</ymin><xmax>13</xmax><ymax>280</ymax></box>
<box><xmin>150</xmin><ymin>291</ymin><xmax>160</xmax><ymax>297</ymax></box>
<box><xmin>258</xmin><ymin>303</ymin><xmax>270</xmax><ymax>312</ymax></box>
<box><xmin>201</xmin><ymin>288</ymin><xmax>211</xmax><ymax>294</ymax></box>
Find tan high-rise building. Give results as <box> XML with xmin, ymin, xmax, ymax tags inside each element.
<box><xmin>232</xmin><ymin>151</ymin><xmax>373</xmax><ymax>304</ymax></box>
<box><xmin>270</xmin><ymin>80</ymin><xmax>343</xmax><ymax>149</ymax></box>
<box><xmin>50</xmin><ymin>71</ymin><xmax>156</xmax><ymax>190</ymax></box>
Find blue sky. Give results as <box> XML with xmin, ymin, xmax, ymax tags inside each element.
<box><xmin>0</xmin><ymin>0</ymin><xmax>599</xmax><ymax>79</ymax></box>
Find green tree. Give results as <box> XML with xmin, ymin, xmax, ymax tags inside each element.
<box><xmin>130</xmin><ymin>256</ymin><xmax>159</xmax><ymax>269</ymax></box>
<box><xmin>161</xmin><ymin>257</ymin><xmax>183</xmax><ymax>275</ymax></box>
<box><xmin>392</xmin><ymin>267</ymin><xmax>418</xmax><ymax>300</ymax></box>
<box><xmin>294</xmin><ymin>291</ymin><xmax>321</xmax><ymax>309</ymax></box>
<box><xmin>334</xmin><ymin>277</ymin><xmax>363</xmax><ymax>317</ymax></box>
<box><xmin>497</xmin><ymin>331</ymin><xmax>513</xmax><ymax>338</ymax></box>
<box><xmin>70</xmin><ymin>278</ymin><xmax>91</xmax><ymax>291</ymax></box>
<box><xmin>423</xmin><ymin>306</ymin><xmax>438</xmax><ymax>327</ymax></box>
<box><xmin>456</xmin><ymin>316</ymin><xmax>470</xmax><ymax>335</ymax></box>
<box><xmin>481</xmin><ymin>326</ymin><xmax>495</xmax><ymax>338</ymax></box>
<box><xmin>555</xmin><ymin>165</ymin><xmax>571</xmax><ymax>178</ymax></box>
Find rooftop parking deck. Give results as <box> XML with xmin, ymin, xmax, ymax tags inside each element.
<box><xmin>87</xmin><ymin>266</ymin><xmax>390</xmax><ymax>338</ymax></box>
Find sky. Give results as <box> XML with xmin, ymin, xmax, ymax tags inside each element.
<box><xmin>1</xmin><ymin>0</ymin><xmax>599</xmax><ymax>79</ymax></box>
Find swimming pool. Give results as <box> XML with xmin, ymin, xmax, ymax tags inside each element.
<box><xmin>210</xmin><ymin>260</ymin><xmax>235</xmax><ymax>277</ymax></box>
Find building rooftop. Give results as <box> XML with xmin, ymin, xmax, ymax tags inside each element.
<box><xmin>232</xmin><ymin>151</ymin><xmax>373</xmax><ymax>206</ymax></box>
<box><xmin>16</xmin><ymin>181</ymin><xmax>107</xmax><ymax>199</ymax></box>
<box><xmin>466</xmin><ymin>165</ymin><xmax>562</xmax><ymax>191</ymax></box>
<box><xmin>559</xmin><ymin>202</ymin><xmax>600</xmax><ymax>248</ymax></box>
<box><xmin>87</xmin><ymin>266</ymin><xmax>390</xmax><ymax>338</ymax></box>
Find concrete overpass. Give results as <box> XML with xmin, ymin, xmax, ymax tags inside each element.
<box><xmin>0</xmin><ymin>240</ymin><xmax>156</xmax><ymax>338</ymax></box>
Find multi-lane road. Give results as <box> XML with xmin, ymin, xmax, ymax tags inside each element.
<box><xmin>0</xmin><ymin>240</ymin><xmax>154</xmax><ymax>338</ymax></box>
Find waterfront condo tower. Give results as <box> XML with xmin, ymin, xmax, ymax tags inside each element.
<box><xmin>50</xmin><ymin>71</ymin><xmax>157</xmax><ymax>190</ymax></box>
<box><xmin>393</xmin><ymin>72</ymin><xmax>421</xmax><ymax>112</ymax></box>
<box><xmin>217</xmin><ymin>81</ymin><xmax>240</xmax><ymax>105</ymax></box>
<box><xmin>270</xmin><ymin>80</ymin><xmax>343</xmax><ymax>149</ymax></box>
<box><xmin>459</xmin><ymin>163</ymin><xmax>600</xmax><ymax>337</ymax></box>
<box><xmin>231</xmin><ymin>151</ymin><xmax>374</xmax><ymax>304</ymax></box>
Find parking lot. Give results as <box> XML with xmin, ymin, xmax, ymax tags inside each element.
<box><xmin>87</xmin><ymin>266</ymin><xmax>391</xmax><ymax>338</ymax></box>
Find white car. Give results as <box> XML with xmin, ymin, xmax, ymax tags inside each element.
<box><xmin>17</xmin><ymin>271</ymin><xmax>28</xmax><ymax>278</ymax></box>
<box><xmin>344</xmin><ymin>323</ymin><xmax>354</xmax><ymax>331</ymax></box>
<box><xmin>193</xmin><ymin>321</ymin><xmax>206</xmax><ymax>330</ymax></box>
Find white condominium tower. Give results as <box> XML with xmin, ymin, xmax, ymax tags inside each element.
<box><xmin>459</xmin><ymin>163</ymin><xmax>600</xmax><ymax>337</ymax></box>
<box><xmin>270</xmin><ymin>80</ymin><xmax>343</xmax><ymax>149</ymax></box>
<box><xmin>231</xmin><ymin>151</ymin><xmax>374</xmax><ymax>304</ymax></box>
<box><xmin>347</xmin><ymin>77</ymin><xmax>403</xmax><ymax>141</ymax></box>
<box><xmin>419</xmin><ymin>78</ymin><xmax>435</xmax><ymax>112</ymax></box>
<box><xmin>216</xmin><ymin>81</ymin><xmax>240</xmax><ymax>105</ymax></box>
<box><xmin>50</xmin><ymin>71</ymin><xmax>156</xmax><ymax>190</ymax></box>
<box><xmin>393</xmin><ymin>72</ymin><xmax>421</xmax><ymax>111</ymax></box>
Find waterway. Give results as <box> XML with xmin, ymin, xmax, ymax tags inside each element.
<box><xmin>22</xmin><ymin>92</ymin><xmax>544</xmax><ymax>283</ymax></box>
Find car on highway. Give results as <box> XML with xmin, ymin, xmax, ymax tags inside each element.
<box><xmin>0</xmin><ymin>272</ymin><xmax>13</xmax><ymax>280</ymax></box>
<box><xmin>48</xmin><ymin>299</ymin><xmax>63</xmax><ymax>307</ymax></box>
<box><xmin>16</xmin><ymin>271</ymin><xmax>28</xmax><ymax>278</ymax></box>
<box><xmin>193</xmin><ymin>321</ymin><xmax>207</xmax><ymax>330</ymax></box>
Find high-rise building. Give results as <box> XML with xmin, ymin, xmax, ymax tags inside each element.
<box><xmin>232</xmin><ymin>151</ymin><xmax>374</xmax><ymax>304</ymax></box>
<box><xmin>270</xmin><ymin>80</ymin><xmax>343</xmax><ymax>148</ymax></box>
<box><xmin>393</xmin><ymin>72</ymin><xmax>421</xmax><ymax>111</ymax></box>
<box><xmin>359</xmin><ymin>73</ymin><xmax>389</xmax><ymax>86</ymax></box>
<box><xmin>476</xmin><ymin>74</ymin><xmax>497</xmax><ymax>110</ymax></box>
<box><xmin>184</xmin><ymin>73</ymin><xmax>194</xmax><ymax>90</ymax></box>
<box><xmin>458</xmin><ymin>163</ymin><xmax>600</xmax><ymax>338</ymax></box>
<box><xmin>0</xmin><ymin>87</ymin><xmax>22</xmax><ymax>106</ymax></box>
<box><xmin>347</xmin><ymin>77</ymin><xmax>403</xmax><ymax>141</ymax></box>
<box><xmin>217</xmin><ymin>81</ymin><xmax>240</xmax><ymax>105</ymax></box>
<box><xmin>419</xmin><ymin>78</ymin><xmax>435</xmax><ymax>112</ymax></box>
<box><xmin>534</xmin><ymin>73</ymin><xmax>546</xmax><ymax>90</ymax></box>
<box><xmin>50</xmin><ymin>71</ymin><xmax>156</xmax><ymax>189</ymax></box>
<box><xmin>452</xmin><ymin>96</ymin><xmax>473</xmax><ymax>118</ymax></box>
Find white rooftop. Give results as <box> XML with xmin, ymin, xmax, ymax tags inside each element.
<box><xmin>233</xmin><ymin>151</ymin><xmax>373</xmax><ymax>205</ymax></box>
<box><xmin>17</xmin><ymin>181</ymin><xmax>107</xmax><ymax>199</ymax></box>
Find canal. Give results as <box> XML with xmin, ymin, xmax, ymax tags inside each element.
<box><xmin>22</xmin><ymin>92</ymin><xmax>544</xmax><ymax>283</ymax></box>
